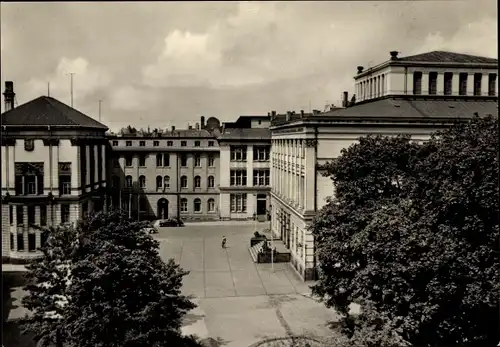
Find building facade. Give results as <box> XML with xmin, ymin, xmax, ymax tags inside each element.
<box><xmin>270</xmin><ymin>50</ymin><xmax>498</xmax><ymax>281</ymax></box>
<box><xmin>1</xmin><ymin>82</ymin><xmax>109</xmax><ymax>263</ymax></box>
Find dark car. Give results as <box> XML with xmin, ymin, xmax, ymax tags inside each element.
<box><xmin>159</xmin><ymin>218</ymin><xmax>184</xmax><ymax>227</ymax></box>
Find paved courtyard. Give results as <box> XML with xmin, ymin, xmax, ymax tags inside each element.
<box><xmin>156</xmin><ymin>221</ymin><xmax>340</xmax><ymax>347</ymax></box>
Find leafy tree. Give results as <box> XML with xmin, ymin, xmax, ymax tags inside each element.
<box><xmin>311</xmin><ymin>116</ymin><xmax>499</xmax><ymax>347</ymax></box>
<box><xmin>22</xmin><ymin>210</ymin><xmax>200</xmax><ymax>347</ymax></box>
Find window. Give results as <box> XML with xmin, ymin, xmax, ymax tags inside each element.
<box><xmin>444</xmin><ymin>72</ymin><xmax>453</xmax><ymax>95</ymax></box>
<box><xmin>230</xmin><ymin>194</ymin><xmax>247</xmax><ymax>212</ymax></box>
<box><xmin>194</xmin><ymin>154</ymin><xmax>201</xmax><ymax>167</ymax></box>
<box><xmin>17</xmin><ymin>234</ymin><xmax>24</xmax><ymax>251</ymax></box>
<box><xmin>139</xmin><ymin>141</ymin><xmax>146</xmax><ymax>147</ymax></box>
<box><xmin>125</xmin><ymin>155</ymin><xmax>133</xmax><ymax>167</ymax></box>
<box><xmin>180</xmin><ymin>154</ymin><xmax>188</xmax><ymax>167</ymax></box>
<box><xmin>428</xmin><ymin>72</ymin><xmax>437</xmax><ymax>95</ymax></box>
<box><xmin>125</xmin><ymin>175</ymin><xmax>133</xmax><ymax>188</ymax></box>
<box><xmin>474</xmin><ymin>73</ymin><xmax>482</xmax><ymax>95</ymax></box>
<box><xmin>40</xmin><ymin>205</ymin><xmax>47</xmax><ymax>226</ymax></box>
<box><xmin>194</xmin><ymin>141</ymin><xmax>200</xmax><ymax>147</ymax></box>
<box><xmin>208</xmin><ymin>155</ymin><xmax>215</xmax><ymax>167</ymax></box>
<box><xmin>139</xmin><ymin>175</ymin><xmax>146</xmax><ymax>188</ymax></box>
<box><xmin>459</xmin><ymin>73</ymin><xmax>468</xmax><ymax>96</ymax></box>
<box><xmin>194</xmin><ymin>198</ymin><xmax>201</xmax><ymax>212</ymax></box>
<box><xmin>61</xmin><ymin>204</ymin><xmax>70</xmax><ymax>224</ymax></box>
<box><xmin>488</xmin><ymin>73</ymin><xmax>497</xmax><ymax>96</ymax></box>
<box><xmin>230</xmin><ymin>146</ymin><xmax>247</xmax><ymax>161</ymax></box>
<box><xmin>156</xmin><ymin>154</ymin><xmax>163</xmax><ymax>167</ymax></box>
<box><xmin>59</xmin><ymin>162</ymin><xmax>72</xmax><ymax>195</ymax></box>
<box><xmin>207</xmin><ymin>198</ymin><xmax>215</xmax><ymax>212</ymax></box>
<box><xmin>208</xmin><ymin>141</ymin><xmax>214</xmax><ymax>147</ymax></box>
<box><xmin>413</xmin><ymin>71</ymin><xmax>422</xmax><ymax>95</ymax></box>
<box><xmin>17</xmin><ymin>206</ymin><xmax>23</xmax><ymax>225</ymax></box>
<box><xmin>153</xmin><ymin>140</ymin><xmax>160</xmax><ymax>147</ymax></box>
<box><xmin>253</xmin><ymin>146</ymin><xmax>270</xmax><ymax>161</ymax></box>
<box><xmin>181</xmin><ymin>141</ymin><xmax>187</xmax><ymax>147</ymax></box>
<box><xmin>230</xmin><ymin>170</ymin><xmax>247</xmax><ymax>186</ymax></box>
<box><xmin>139</xmin><ymin>196</ymin><xmax>147</xmax><ymax>212</ymax></box>
<box><xmin>164</xmin><ymin>176</ymin><xmax>170</xmax><ymax>188</ymax></box>
<box><xmin>167</xmin><ymin>141</ymin><xmax>173</xmax><ymax>146</ymax></box>
<box><xmin>180</xmin><ymin>198</ymin><xmax>188</xmax><ymax>212</ymax></box>
<box><xmin>126</xmin><ymin>141</ymin><xmax>132</xmax><ymax>147</ymax></box>
<box><xmin>163</xmin><ymin>153</ymin><xmax>170</xmax><ymax>166</ymax></box>
<box><xmin>9</xmin><ymin>205</ymin><xmax>13</xmax><ymax>225</ymax></box>
<box><xmin>253</xmin><ymin>170</ymin><xmax>270</xmax><ymax>186</ymax></box>
<box><xmin>258</xmin><ymin>120</ymin><xmax>262</xmax><ymax>125</ymax></box>
<box><xmin>28</xmin><ymin>205</ymin><xmax>35</xmax><ymax>226</ymax></box>
<box><xmin>156</xmin><ymin>176</ymin><xmax>163</xmax><ymax>190</ymax></box>
<box><xmin>138</xmin><ymin>155</ymin><xmax>146</xmax><ymax>167</ymax></box>
<box><xmin>112</xmin><ymin>140</ymin><xmax>118</xmax><ymax>146</ymax></box>
<box><xmin>180</xmin><ymin>176</ymin><xmax>188</xmax><ymax>188</ymax></box>
<box><xmin>113</xmin><ymin>158</ymin><xmax>120</xmax><ymax>168</ymax></box>
<box><xmin>194</xmin><ymin>176</ymin><xmax>201</xmax><ymax>188</ymax></box>
<box><xmin>208</xmin><ymin>176</ymin><xmax>215</xmax><ymax>188</ymax></box>
<box><xmin>28</xmin><ymin>233</ymin><xmax>36</xmax><ymax>251</ymax></box>
<box><xmin>112</xmin><ymin>176</ymin><xmax>120</xmax><ymax>188</ymax></box>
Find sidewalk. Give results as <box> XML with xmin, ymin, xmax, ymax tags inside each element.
<box><xmin>183</xmin><ymin>220</ymin><xmax>271</xmax><ymax>227</ymax></box>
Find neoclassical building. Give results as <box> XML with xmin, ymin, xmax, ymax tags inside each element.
<box><xmin>1</xmin><ymin>81</ymin><xmax>109</xmax><ymax>263</ymax></box>
<box><xmin>270</xmin><ymin>50</ymin><xmax>498</xmax><ymax>281</ymax></box>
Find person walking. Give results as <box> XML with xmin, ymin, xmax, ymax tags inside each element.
<box><xmin>221</xmin><ymin>236</ymin><xmax>227</xmax><ymax>249</ymax></box>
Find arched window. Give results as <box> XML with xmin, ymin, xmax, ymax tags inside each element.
<box><xmin>164</xmin><ymin>176</ymin><xmax>170</xmax><ymax>188</ymax></box>
<box><xmin>207</xmin><ymin>198</ymin><xmax>215</xmax><ymax>212</ymax></box>
<box><xmin>156</xmin><ymin>176</ymin><xmax>162</xmax><ymax>190</ymax></box>
<box><xmin>194</xmin><ymin>176</ymin><xmax>201</xmax><ymax>188</ymax></box>
<box><xmin>125</xmin><ymin>175</ymin><xmax>133</xmax><ymax>188</ymax></box>
<box><xmin>139</xmin><ymin>175</ymin><xmax>146</xmax><ymax>188</ymax></box>
<box><xmin>112</xmin><ymin>175</ymin><xmax>120</xmax><ymax>188</ymax></box>
<box><xmin>180</xmin><ymin>198</ymin><xmax>188</xmax><ymax>212</ymax></box>
<box><xmin>194</xmin><ymin>198</ymin><xmax>201</xmax><ymax>212</ymax></box>
<box><xmin>156</xmin><ymin>153</ymin><xmax>163</xmax><ymax>167</ymax></box>
<box><xmin>180</xmin><ymin>176</ymin><xmax>188</xmax><ymax>188</ymax></box>
<box><xmin>207</xmin><ymin>176</ymin><xmax>215</xmax><ymax>188</ymax></box>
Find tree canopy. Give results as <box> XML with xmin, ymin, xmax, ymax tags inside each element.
<box><xmin>310</xmin><ymin>115</ymin><xmax>499</xmax><ymax>347</ymax></box>
<box><xmin>22</xmin><ymin>210</ymin><xmax>200</xmax><ymax>347</ymax></box>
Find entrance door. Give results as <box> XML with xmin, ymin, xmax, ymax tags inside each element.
<box><xmin>256</xmin><ymin>194</ymin><xmax>267</xmax><ymax>216</ymax></box>
<box><xmin>157</xmin><ymin>199</ymin><xmax>168</xmax><ymax>219</ymax></box>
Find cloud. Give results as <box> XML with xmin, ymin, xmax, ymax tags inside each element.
<box><xmin>109</xmin><ymin>85</ymin><xmax>158</xmax><ymax>111</ymax></box>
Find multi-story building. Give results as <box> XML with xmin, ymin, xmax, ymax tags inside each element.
<box><xmin>108</xmin><ymin>117</ymin><xmax>222</xmax><ymax>221</ymax></box>
<box><xmin>217</xmin><ymin>116</ymin><xmax>272</xmax><ymax>221</ymax></box>
<box><xmin>270</xmin><ymin>50</ymin><xmax>498</xmax><ymax>281</ymax></box>
<box><xmin>1</xmin><ymin>81</ymin><xmax>109</xmax><ymax>263</ymax></box>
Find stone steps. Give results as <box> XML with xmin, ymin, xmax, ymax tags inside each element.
<box><xmin>249</xmin><ymin>240</ymin><xmax>266</xmax><ymax>263</ymax></box>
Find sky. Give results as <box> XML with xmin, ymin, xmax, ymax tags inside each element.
<box><xmin>1</xmin><ymin>1</ymin><xmax>497</xmax><ymax>132</ymax></box>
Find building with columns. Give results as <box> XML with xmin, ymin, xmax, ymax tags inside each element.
<box><xmin>270</xmin><ymin>50</ymin><xmax>498</xmax><ymax>281</ymax></box>
<box><xmin>1</xmin><ymin>81</ymin><xmax>109</xmax><ymax>263</ymax></box>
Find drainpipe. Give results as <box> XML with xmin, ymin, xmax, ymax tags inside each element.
<box><xmin>313</xmin><ymin>126</ymin><xmax>318</xmax><ymax>280</ymax></box>
<box><xmin>4</xmin><ymin>126</ymin><xmax>9</xmax><ymax>192</ymax></box>
<box><xmin>48</xmin><ymin>126</ymin><xmax>54</xmax><ymax>225</ymax></box>
<box><xmin>176</xmin><ymin>154</ymin><xmax>180</xmax><ymax>220</ymax></box>
<box><xmin>404</xmin><ymin>67</ymin><xmax>408</xmax><ymax>95</ymax></box>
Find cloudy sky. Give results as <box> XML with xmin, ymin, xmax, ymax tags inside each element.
<box><xmin>1</xmin><ymin>1</ymin><xmax>497</xmax><ymax>131</ymax></box>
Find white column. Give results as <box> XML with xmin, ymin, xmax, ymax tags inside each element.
<box><xmin>12</xmin><ymin>205</ymin><xmax>17</xmax><ymax>252</ymax></box>
<box><xmin>422</xmin><ymin>73</ymin><xmax>429</xmax><ymax>95</ymax></box>
<box><xmin>481</xmin><ymin>74</ymin><xmax>489</xmax><ymax>96</ymax></box>
<box><xmin>304</xmin><ymin>140</ymin><xmax>316</xmax><ymax>211</ymax></box>
<box><xmin>437</xmin><ymin>73</ymin><xmax>444</xmax><ymax>95</ymax></box>
<box><xmin>452</xmin><ymin>73</ymin><xmax>459</xmax><ymax>96</ymax></box>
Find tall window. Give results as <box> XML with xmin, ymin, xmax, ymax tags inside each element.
<box><xmin>488</xmin><ymin>73</ymin><xmax>497</xmax><ymax>96</ymax></box>
<box><xmin>253</xmin><ymin>146</ymin><xmax>270</xmax><ymax>161</ymax></box>
<box><xmin>112</xmin><ymin>176</ymin><xmax>120</xmax><ymax>188</ymax></box>
<box><xmin>180</xmin><ymin>176</ymin><xmax>188</xmax><ymax>188</ymax></box>
<box><xmin>428</xmin><ymin>72</ymin><xmax>437</xmax><ymax>95</ymax></box>
<box><xmin>40</xmin><ymin>205</ymin><xmax>47</xmax><ymax>226</ymax></box>
<box><xmin>208</xmin><ymin>155</ymin><xmax>215</xmax><ymax>167</ymax></box>
<box><xmin>413</xmin><ymin>71</ymin><xmax>422</xmax><ymax>95</ymax></box>
<box><xmin>138</xmin><ymin>155</ymin><xmax>146</xmax><ymax>167</ymax></box>
<box><xmin>180</xmin><ymin>154</ymin><xmax>188</xmax><ymax>167</ymax></box>
<box><xmin>15</xmin><ymin>162</ymin><xmax>44</xmax><ymax>196</ymax></box>
<box><xmin>194</xmin><ymin>198</ymin><xmax>201</xmax><ymax>212</ymax></box>
<box><xmin>194</xmin><ymin>176</ymin><xmax>201</xmax><ymax>188</ymax></box>
<box><xmin>230</xmin><ymin>194</ymin><xmax>247</xmax><ymax>212</ymax></box>
<box><xmin>163</xmin><ymin>153</ymin><xmax>170</xmax><ymax>166</ymax></box>
<box><xmin>17</xmin><ymin>207</ymin><xmax>23</xmax><ymax>226</ymax></box>
<box><xmin>61</xmin><ymin>204</ymin><xmax>70</xmax><ymax>224</ymax></box>
<box><xmin>139</xmin><ymin>175</ymin><xmax>146</xmax><ymax>188</ymax></box>
<box><xmin>113</xmin><ymin>158</ymin><xmax>120</xmax><ymax>168</ymax></box>
<box><xmin>253</xmin><ymin>170</ymin><xmax>270</xmax><ymax>186</ymax></box>
<box><xmin>180</xmin><ymin>198</ymin><xmax>188</xmax><ymax>212</ymax></box>
<box><xmin>156</xmin><ymin>154</ymin><xmax>163</xmax><ymax>167</ymax></box>
<box><xmin>125</xmin><ymin>175</ymin><xmax>133</xmax><ymax>188</ymax></box>
<box><xmin>125</xmin><ymin>155</ymin><xmax>133</xmax><ymax>167</ymax></box>
<box><xmin>58</xmin><ymin>162</ymin><xmax>72</xmax><ymax>196</ymax></box>
<box><xmin>444</xmin><ymin>72</ymin><xmax>453</xmax><ymax>95</ymax></box>
<box><xmin>230</xmin><ymin>170</ymin><xmax>247</xmax><ymax>186</ymax></box>
<box><xmin>207</xmin><ymin>199</ymin><xmax>215</xmax><ymax>212</ymax></box>
<box><xmin>156</xmin><ymin>175</ymin><xmax>163</xmax><ymax>190</ymax></box>
<box><xmin>474</xmin><ymin>73</ymin><xmax>482</xmax><ymax>95</ymax></box>
<box><xmin>459</xmin><ymin>73</ymin><xmax>468</xmax><ymax>96</ymax></box>
<box><xmin>28</xmin><ymin>205</ymin><xmax>35</xmax><ymax>226</ymax></box>
<box><xmin>164</xmin><ymin>176</ymin><xmax>170</xmax><ymax>189</ymax></box>
<box><xmin>194</xmin><ymin>154</ymin><xmax>201</xmax><ymax>167</ymax></box>
<box><xmin>230</xmin><ymin>146</ymin><xmax>247</xmax><ymax>161</ymax></box>
<box><xmin>208</xmin><ymin>176</ymin><xmax>215</xmax><ymax>188</ymax></box>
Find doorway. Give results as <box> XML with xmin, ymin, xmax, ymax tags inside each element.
<box><xmin>256</xmin><ymin>194</ymin><xmax>267</xmax><ymax>216</ymax></box>
<box><xmin>157</xmin><ymin>199</ymin><xmax>168</xmax><ymax>219</ymax></box>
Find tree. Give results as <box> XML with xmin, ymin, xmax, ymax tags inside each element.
<box><xmin>310</xmin><ymin>115</ymin><xmax>499</xmax><ymax>347</ymax></box>
<box><xmin>22</xmin><ymin>210</ymin><xmax>201</xmax><ymax>347</ymax></box>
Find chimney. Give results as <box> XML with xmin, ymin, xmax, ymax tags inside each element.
<box><xmin>313</xmin><ymin>109</ymin><xmax>320</xmax><ymax>115</ymax></box>
<box><xmin>286</xmin><ymin>111</ymin><xmax>292</xmax><ymax>121</ymax></box>
<box><xmin>200</xmin><ymin>116</ymin><xmax>205</xmax><ymax>129</ymax></box>
<box><xmin>357</xmin><ymin>66</ymin><xmax>364</xmax><ymax>74</ymax></box>
<box><xmin>188</xmin><ymin>125</ymin><xmax>192</xmax><ymax>130</ymax></box>
<box><xmin>171</xmin><ymin>125</ymin><xmax>176</xmax><ymax>132</ymax></box>
<box><xmin>300</xmin><ymin>110</ymin><xmax>304</xmax><ymax>117</ymax></box>
<box><xmin>342</xmin><ymin>91</ymin><xmax>348</xmax><ymax>107</ymax></box>
<box><xmin>271</xmin><ymin>110</ymin><xmax>276</xmax><ymax>118</ymax></box>
<box><xmin>195</xmin><ymin>122</ymin><xmax>200</xmax><ymax>130</ymax></box>
<box><xmin>390</xmin><ymin>51</ymin><xmax>399</xmax><ymax>60</ymax></box>
<box><xmin>3</xmin><ymin>81</ymin><xmax>15</xmax><ymax>112</ymax></box>
<box><xmin>267</xmin><ymin>112</ymin><xmax>271</xmax><ymax>118</ymax></box>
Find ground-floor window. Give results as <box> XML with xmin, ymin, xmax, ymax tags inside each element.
<box><xmin>207</xmin><ymin>198</ymin><xmax>215</xmax><ymax>212</ymax></box>
<box><xmin>17</xmin><ymin>233</ymin><xmax>24</xmax><ymax>251</ymax></box>
<box><xmin>180</xmin><ymin>198</ymin><xmax>188</xmax><ymax>212</ymax></box>
<box><xmin>40</xmin><ymin>205</ymin><xmax>47</xmax><ymax>226</ymax></box>
<box><xmin>41</xmin><ymin>230</ymin><xmax>49</xmax><ymax>248</ymax></box>
<box><xmin>230</xmin><ymin>194</ymin><xmax>247</xmax><ymax>213</ymax></box>
<box><xmin>28</xmin><ymin>233</ymin><xmax>36</xmax><ymax>252</ymax></box>
<box><xmin>194</xmin><ymin>198</ymin><xmax>202</xmax><ymax>212</ymax></box>
<box><xmin>10</xmin><ymin>233</ymin><xmax>14</xmax><ymax>250</ymax></box>
<box><xmin>61</xmin><ymin>204</ymin><xmax>70</xmax><ymax>224</ymax></box>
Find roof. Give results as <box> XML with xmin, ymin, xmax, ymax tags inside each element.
<box><xmin>223</xmin><ymin>115</ymin><xmax>270</xmax><ymax>128</ymax></box>
<box><xmin>218</xmin><ymin>128</ymin><xmax>271</xmax><ymax>141</ymax></box>
<box><xmin>113</xmin><ymin>128</ymin><xmax>215</xmax><ymax>139</ymax></box>
<box><xmin>398</xmin><ymin>51</ymin><xmax>498</xmax><ymax>64</ymax></box>
<box><xmin>1</xmin><ymin>96</ymin><xmax>108</xmax><ymax>130</ymax></box>
<box><xmin>273</xmin><ymin>98</ymin><xmax>498</xmax><ymax>127</ymax></box>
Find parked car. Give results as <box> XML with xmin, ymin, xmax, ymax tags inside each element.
<box><xmin>157</xmin><ymin>218</ymin><xmax>184</xmax><ymax>227</ymax></box>
<box><xmin>141</xmin><ymin>226</ymin><xmax>158</xmax><ymax>234</ymax></box>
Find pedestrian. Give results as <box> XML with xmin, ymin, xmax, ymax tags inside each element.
<box><xmin>221</xmin><ymin>236</ymin><xmax>227</xmax><ymax>249</ymax></box>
